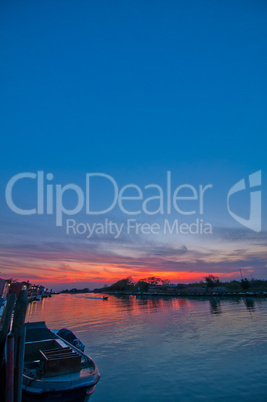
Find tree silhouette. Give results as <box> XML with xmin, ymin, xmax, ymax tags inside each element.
<box><xmin>205</xmin><ymin>275</ymin><xmax>220</xmax><ymax>289</ymax></box>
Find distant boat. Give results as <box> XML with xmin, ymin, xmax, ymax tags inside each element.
<box><xmin>22</xmin><ymin>321</ymin><xmax>100</xmax><ymax>402</ymax></box>
<box><xmin>102</xmin><ymin>296</ymin><xmax>108</xmax><ymax>300</ymax></box>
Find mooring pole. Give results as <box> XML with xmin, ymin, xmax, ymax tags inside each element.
<box><xmin>0</xmin><ymin>293</ymin><xmax>16</xmax><ymax>362</ymax></box>
<box><xmin>14</xmin><ymin>324</ymin><xmax>26</xmax><ymax>402</ymax></box>
<box><xmin>12</xmin><ymin>290</ymin><xmax>28</xmax><ymax>402</ymax></box>
<box><xmin>0</xmin><ymin>292</ymin><xmax>16</xmax><ymax>400</ymax></box>
<box><xmin>6</xmin><ymin>332</ymin><xmax>14</xmax><ymax>402</ymax></box>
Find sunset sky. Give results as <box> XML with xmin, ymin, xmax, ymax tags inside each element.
<box><xmin>0</xmin><ymin>0</ymin><xmax>266</xmax><ymax>290</ymax></box>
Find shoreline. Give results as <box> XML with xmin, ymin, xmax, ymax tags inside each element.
<box><xmin>61</xmin><ymin>290</ymin><xmax>267</xmax><ymax>298</ymax></box>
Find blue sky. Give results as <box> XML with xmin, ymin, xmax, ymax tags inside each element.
<box><xmin>0</xmin><ymin>0</ymin><xmax>266</xmax><ymax>289</ymax></box>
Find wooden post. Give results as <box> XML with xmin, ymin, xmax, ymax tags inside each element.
<box><xmin>12</xmin><ymin>290</ymin><xmax>28</xmax><ymax>402</ymax></box>
<box><xmin>12</xmin><ymin>290</ymin><xmax>28</xmax><ymax>358</ymax></box>
<box><xmin>14</xmin><ymin>324</ymin><xmax>26</xmax><ymax>402</ymax></box>
<box><xmin>0</xmin><ymin>292</ymin><xmax>16</xmax><ymax>399</ymax></box>
<box><xmin>6</xmin><ymin>332</ymin><xmax>14</xmax><ymax>402</ymax></box>
<box><xmin>0</xmin><ymin>293</ymin><xmax>16</xmax><ymax>361</ymax></box>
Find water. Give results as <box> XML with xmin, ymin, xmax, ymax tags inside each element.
<box><xmin>26</xmin><ymin>294</ymin><xmax>267</xmax><ymax>402</ymax></box>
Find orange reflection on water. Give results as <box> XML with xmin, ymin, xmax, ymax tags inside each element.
<box><xmin>26</xmin><ymin>293</ymin><xmax>205</xmax><ymax>338</ymax></box>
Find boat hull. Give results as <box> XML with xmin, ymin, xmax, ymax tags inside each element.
<box><xmin>22</xmin><ymin>384</ymin><xmax>96</xmax><ymax>402</ymax></box>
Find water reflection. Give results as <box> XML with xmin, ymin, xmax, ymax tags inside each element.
<box><xmin>26</xmin><ymin>294</ymin><xmax>267</xmax><ymax>402</ymax></box>
<box><xmin>244</xmin><ymin>297</ymin><xmax>255</xmax><ymax>311</ymax></box>
<box><xmin>209</xmin><ymin>297</ymin><xmax>222</xmax><ymax>315</ymax></box>
<box><xmin>26</xmin><ymin>295</ymin><xmax>266</xmax><ymax>327</ymax></box>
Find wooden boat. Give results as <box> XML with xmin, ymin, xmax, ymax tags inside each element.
<box><xmin>22</xmin><ymin>321</ymin><xmax>100</xmax><ymax>402</ymax></box>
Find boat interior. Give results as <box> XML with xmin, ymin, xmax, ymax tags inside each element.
<box><xmin>24</xmin><ymin>322</ymin><xmax>91</xmax><ymax>378</ymax></box>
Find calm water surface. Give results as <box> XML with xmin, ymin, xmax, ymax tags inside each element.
<box><xmin>26</xmin><ymin>294</ymin><xmax>267</xmax><ymax>402</ymax></box>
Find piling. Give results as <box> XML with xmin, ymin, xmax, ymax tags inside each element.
<box><xmin>6</xmin><ymin>333</ymin><xmax>15</xmax><ymax>402</ymax></box>
<box><xmin>0</xmin><ymin>289</ymin><xmax>28</xmax><ymax>401</ymax></box>
<box><xmin>0</xmin><ymin>293</ymin><xmax>16</xmax><ymax>361</ymax></box>
<box><xmin>12</xmin><ymin>290</ymin><xmax>28</xmax><ymax>402</ymax></box>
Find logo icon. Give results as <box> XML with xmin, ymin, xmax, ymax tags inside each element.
<box><xmin>227</xmin><ymin>170</ymin><xmax>261</xmax><ymax>232</ymax></box>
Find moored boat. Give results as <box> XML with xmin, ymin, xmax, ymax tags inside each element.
<box><xmin>22</xmin><ymin>321</ymin><xmax>100</xmax><ymax>402</ymax></box>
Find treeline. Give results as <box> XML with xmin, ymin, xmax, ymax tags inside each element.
<box><xmin>96</xmin><ymin>276</ymin><xmax>171</xmax><ymax>293</ymax></box>
<box><xmin>193</xmin><ymin>275</ymin><xmax>267</xmax><ymax>291</ymax></box>
<box><xmin>95</xmin><ymin>275</ymin><xmax>267</xmax><ymax>293</ymax></box>
<box><xmin>61</xmin><ymin>287</ymin><xmax>90</xmax><ymax>294</ymax></box>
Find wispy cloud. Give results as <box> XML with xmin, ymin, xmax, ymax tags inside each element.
<box><xmin>0</xmin><ymin>218</ymin><xmax>266</xmax><ymax>287</ymax></box>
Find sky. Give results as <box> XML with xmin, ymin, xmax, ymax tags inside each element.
<box><xmin>0</xmin><ymin>0</ymin><xmax>266</xmax><ymax>290</ymax></box>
